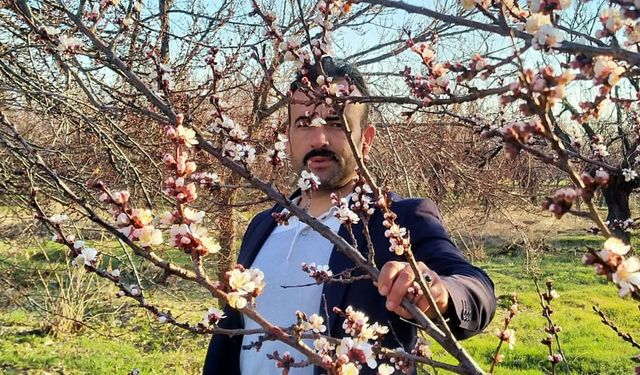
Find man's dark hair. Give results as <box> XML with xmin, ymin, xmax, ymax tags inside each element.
<box><xmin>289</xmin><ymin>56</ymin><xmax>370</xmax><ymax>129</ymax></box>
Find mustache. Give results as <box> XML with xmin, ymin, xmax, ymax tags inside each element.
<box><xmin>303</xmin><ymin>149</ymin><xmax>338</xmax><ymax>165</ymax></box>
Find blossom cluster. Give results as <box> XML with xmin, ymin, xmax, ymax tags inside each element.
<box><xmin>266</xmin><ymin>133</ymin><xmax>288</xmax><ymax>167</ymax></box>
<box><xmin>538</xmin><ymin>280</ymin><xmax>565</xmax><ymax>367</ymax></box>
<box><xmin>70</xmin><ymin>240</ymin><xmax>99</xmax><ymax>268</ymax></box>
<box><xmin>311</xmin><ymin>0</ymin><xmax>352</xmax><ymax>55</ymax></box>
<box><xmin>330</xmin><ymin>179</ymin><xmax>376</xmax><ymax>227</ymax></box>
<box><xmin>542</xmin><ymin>169</ymin><xmax>609</xmax><ymax>218</ymax></box>
<box><xmin>542</xmin><ymin>187</ymin><xmax>577</xmax><ymax>219</ymax></box>
<box><xmin>224</xmin><ymin>265</ymin><xmax>266</xmax><ymax>309</ymax></box>
<box><xmin>163</xmin><ymin>114</ymin><xmax>220</xmax><ymax>256</ymax></box>
<box><xmin>278</xmin><ymin>306</ymin><xmax>394</xmax><ymax>374</ymax></box>
<box><xmin>460</xmin><ymin>0</ymin><xmax>490</xmax><ymax>11</ymax></box>
<box><xmin>589</xmin><ymin>134</ymin><xmax>610</xmax><ymax>159</ymax></box>
<box><xmin>337</xmin><ymin>306</ymin><xmax>389</xmax><ymax>342</ymax></box>
<box><xmin>606</xmin><ymin>218</ymin><xmax>636</xmax><ymax>233</ymax></box>
<box><xmin>298</xmin><ymin>170</ymin><xmax>321</xmax><ymax>191</ymax></box>
<box><xmin>162</xmin><ymin>123</ymin><xmax>199</xmax><ymax>203</ymax></box>
<box><xmin>57</xmin><ymin>34</ymin><xmax>84</xmax><ymax>54</ymax></box>
<box><xmin>383</xmin><ymin>211</ymin><xmax>411</xmax><ymax>256</ymax></box>
<box><xmin>272</xmin><ymin>208</ymin><xmax>292</xmax><ymax>226</ymax></box>
<box><xmin>502</xmin><ymin>66</ymin><xmax>574</xmax><ymax>112</ymax></box>
<box><xmin>598</xmin><ymin>7</ymin><xmax>625</xmax><ymax>38</ymax></box>
<box><xmin>201</xmin><ymin>307</ymin><xmax>226</xmax><ymax>327</ymax></box>
<box><xmin>494</xmin><ymin>328</ymin><xmax>516</xmax><ymax>350</ymax></box>
<box><xmin>350</xmin><ymin>180</ymin><xmax>375</xmax><ymax>218</ymax></box>
<box><xmin>279</xmin><ymin>35</ymin><xmax>310</xmax><ymax>68</ymax></box>
<box><xmin>163</xmin><ymin>177</ymin><xmax>197</xmax><ymax>204</ymax></box>
<box><xmin>498</xmin><ymin>117</ymin><xmax>546</xmax><ymax>158</ymax></box>
<box><xmin>45</xmin><ymin>211</ymin><xmax>99</xmax><ymax>268</ymax></box>
<box><xmin>493</xmin><ymin>293</ymin><xmax>518</xmax><ymax>364</ymax></box>
<box><xmin>580</xmin><ymin>169</ymin><xmax>610</xmax><ymax>201</ymax></box>
<box><xmin>525</xmin><ymin>13</ymin><xmax>564</xmax><ymax>51</ymax></box>
<box><xmin>404</xmin><ymin>41</ymin><xmax>450</xmax><ymax>106</ymax></box>
<box><xmin>191</xmin><ymin>172</ymin><xmax>221</xmax><ymax>190</ymax></box>
<box><xmin>208</xmin><ymin>108</ymin><xmax>256</xmax><ymax>165</ymax></box>
<box><xmin>411</xmin><ymin>336</ymin><xmax>432</xmax><ymax>359</ymax></box>
<box><xmin>169</xmin><ymin>223</ymin><xmax>220</xmax><ymax>256</ymax></box>
<box><xmin>310</xmin><ymin>306</ymin><xmax>389</xmax><ymax>373</ymax></box>
<box><xmin>301</xmin><ymin>262</ymin><xmax>333</xmax><ymax>284</ymax></box>
<box><xmin>582</xmin><ymin>237</ymin><xmax>640</xmax><ymax>298</ymax></box>
<box><xmin>529</xmin><ymin>0</ymin><xmax>572</xmax><ymax>14</ymax></box>
<box><xmin>332</xmin><ymin>194</ymin><xmax>360</xmax><ymax>225</ymax></box>
<box><xmin>622</xmin><ymin>168</ymin><xmax>638</xmax><ymax>182</ymax></box>
<box><xmin>572</xmin><ymin>54</ymin><xmax>626</xmax><ymax>101</ymax></box>
<box><xmin>94</xmin><ymin>184</ymin><xmax>165</xmax><ymax>247</ymax></box>
<box><xmin>297</xmin><ymin>311</ymin><xmax>327</xmax><ymax>333</ymax></box>
<box><xmin>449</xmin><ymin>53</ymin><xmax>492</xmax><ymax>82</ymax></box>
<box><xmin>37</xmin><ymin>24</ymin><xmax>84</xmax><ymax>55</ymax></box>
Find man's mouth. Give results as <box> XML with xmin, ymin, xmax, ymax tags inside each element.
<box><xmin>307</xmin><ymin>158</ymin><xmax>335</xmax><ymax>170</ymax></box>
<box><xmin>303</xmin><ymin>150</ymin><xmax>338</xmax><ymax>167</ymax></box>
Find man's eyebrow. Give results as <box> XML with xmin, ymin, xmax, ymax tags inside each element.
<box><xmin>292</xmin><ymin>114</ymin><xmax>311</xmax><ymax>123</ymax></box>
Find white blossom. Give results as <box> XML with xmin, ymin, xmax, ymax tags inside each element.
<box><xmin>72</xmin><ymin>247</ymin><xmax>98</xmax><ymax>267</ymax></box>
<box><xmin>613</xmin><ymin>256</ymin><xmax>640</xmax><ymax>297</ymax></box>
<box><xmin>202</xmin><ymin>307</ymin><xmax>226</xmax><ymax>326</ymax></box>
<box><xmin>138</xmin><ymin>225</ymin><xmax>163</xmax><ymax>247</ymax></box>
<box><xmin>57</xmin><ymin>35</ymin><xmax>84</xmax><ymax>54</ymax></box>
<box><xmin>336</xmin><ymin>204</ymin><xmax>360</xmax><ymax>224</ymax></box>
<box><xmin>301</xmin><ymin>313</ymin><xmax>326</xmax><ymax>333</ymax></box>
<box><xmin>377</xmin><ymin>363</ymin><xmax>395</xmax><ymax>375</ymax></box>
<box><xmin>623</xmin><ymin>168</ymin><xmax>638</xmax><ymax>182</ymax></box>
<box><xmin>298</xmin><ymin>170</ymin><xmax>321</xmax><ymax>191</ymax></box>
<box><xmin>593</xmin><ymin>143</ymin><xmax>609</xmax><ymax>157</ymax></box>
<box><xmin>49</xmin><ymin>214</ymin><xmax>69</xmax><ymax>224</ymax></box>
<box><xmin>532</xmin><ymin>24</ymin><xmax>565</xmax><ymax>50</ymax></box>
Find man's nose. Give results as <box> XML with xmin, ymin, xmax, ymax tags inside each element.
<box><xmin>309</xmin><ymin>126</ymin><xmax>330</xmax><ymax>149</ymax></box>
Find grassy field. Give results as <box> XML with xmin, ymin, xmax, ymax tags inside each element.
<box><xmin>1</xmin><ymin>228</ymin><xmax>639</xmax><ymax>374</ymax></box>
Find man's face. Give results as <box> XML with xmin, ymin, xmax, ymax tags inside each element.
<box><xmin>287</xmin><ymin>84</ymin><xmax>373</xmax><ymax>191</ymax></box>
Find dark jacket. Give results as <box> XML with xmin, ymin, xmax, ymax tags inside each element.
<box><xmin>203</xmin><ymin>194</ymin><xmax>496</xmax><ymax>374</ymax></box>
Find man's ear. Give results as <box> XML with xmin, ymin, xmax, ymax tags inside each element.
<box><xmin>361</xmin><ymin>123</ymin><xmax>376</xmax><ymax>157</ymax></box>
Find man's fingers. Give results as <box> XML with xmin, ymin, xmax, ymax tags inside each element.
<box><xmin>377</xmin><ymin>261</ymin><xmax>406</xmax><ymax>296</ymax></box>
<box><xmin>378</xmin><ymin>262</ymin><xmax>440</xmax><ymax>318</ymax></box>
<box><xmin>384</xmin><ymin>264</ymin><xmax>417</xmax><ymax>312</ymax></box>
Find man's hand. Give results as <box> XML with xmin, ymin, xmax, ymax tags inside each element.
<box><xmin>377</xmin><ymin>261</ymin><xmax>449</xmax><ymax>320</ymax></box>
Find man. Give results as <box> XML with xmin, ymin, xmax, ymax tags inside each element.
<box><xmin>203</xmin><ymin>57</ymin><xmax>496</xmax><ymax>375</ymax></box>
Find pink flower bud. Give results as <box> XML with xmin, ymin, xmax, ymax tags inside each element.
<box><xmin>165</xmin><ymin>126</ymin><xmax>176</xmax><ymax>139</ymax></box>
<box><xmin>175</xmin><ymin>113</ymin><xmax>184</xmax><ymax>126</ymax></box>
<box><xmin>595</xmin><ymin>169</ymin><xmax>609</xmax><ymax>185</ymax></box>
<box><xmin>162</xmin><ymin>153</ymin><xmax>175</xmax><ymax>165</ymax></box>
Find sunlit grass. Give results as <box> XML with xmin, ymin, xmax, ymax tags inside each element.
<box><xmin>1</xmin><ymin>235</ymin><xmax>639</xmax><ymax>374</ymax></box>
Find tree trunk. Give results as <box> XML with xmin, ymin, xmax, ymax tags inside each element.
<box><xmin>602</xmin><ymin>175</ymin><xmax>634</xmax><ymax>242</ymax></box>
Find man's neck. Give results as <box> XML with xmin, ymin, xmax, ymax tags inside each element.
<box><xmin>299</xmin><ymin>181</ymin><xmax>356</xmax><ymax>217</ymax></box>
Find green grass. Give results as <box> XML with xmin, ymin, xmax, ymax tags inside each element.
<box><xmin>426</xmin><ymin>244</ymin><xmax>640</xmax><ymax>375</ymax></box>
<box><xmin>1</xmin><ymin>235</ymin><xmax>639</xmax><ymax>374</ymax></box>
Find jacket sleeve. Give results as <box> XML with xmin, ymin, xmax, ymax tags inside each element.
<box><xmin>401</xmin><ymin>198</ymin><xmax>496</xmax><ymax>339</ymax></box>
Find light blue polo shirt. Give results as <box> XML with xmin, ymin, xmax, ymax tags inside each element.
<box><xmin>240</xmin><ymin>205</ymin><xmax>341</xmax><ymax>375</ymax></box>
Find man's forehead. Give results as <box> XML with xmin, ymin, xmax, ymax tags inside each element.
<box><xmin>289</xmin><ymin>81</ymin><xmax>365</xmax><ymax>114</ymax></box>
